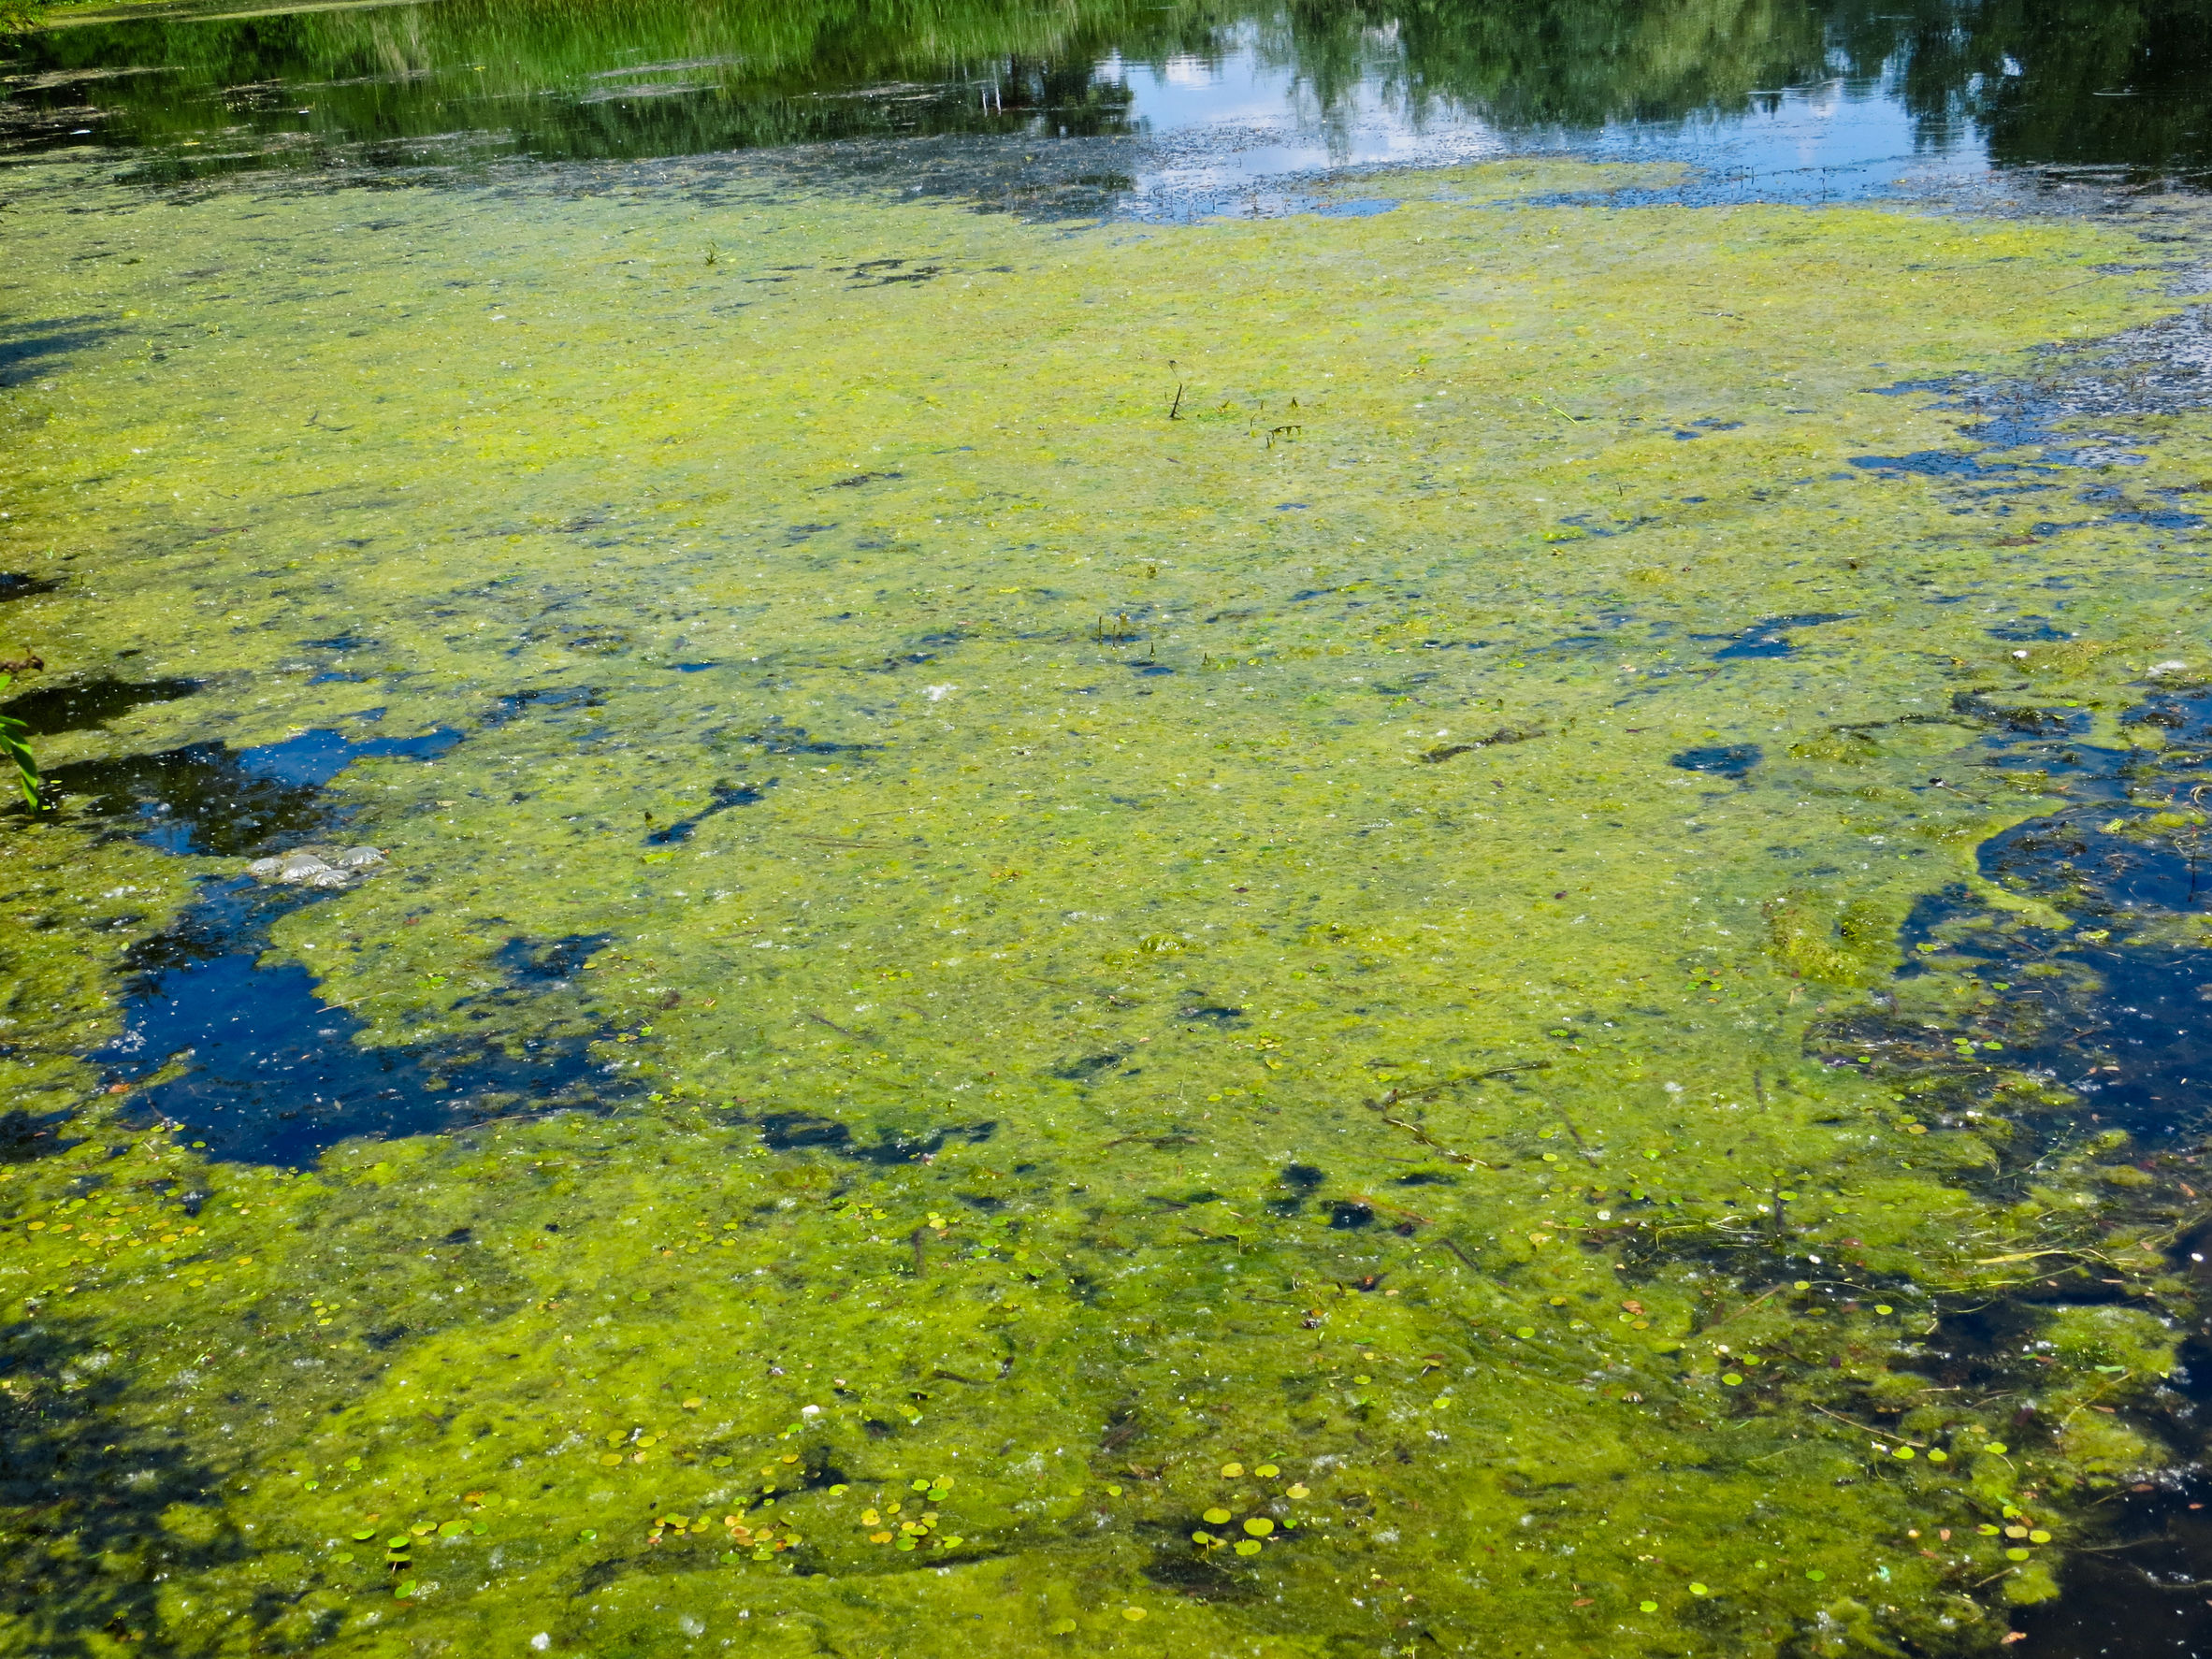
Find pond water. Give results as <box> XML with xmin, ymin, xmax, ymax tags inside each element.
<box><xmin>6</xmin><ymin>1</ymin><xmax>2212</xmax><ymax>1656</ymax></box>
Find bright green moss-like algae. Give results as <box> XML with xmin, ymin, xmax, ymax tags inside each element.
<box><xmin>4</xmin><ymin>157</ymin><xmax>2212</xmax><ymax>1655</ymax></box>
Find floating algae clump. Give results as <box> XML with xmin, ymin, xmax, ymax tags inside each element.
<box><xmin>3</xmin><ymin>154</ymin><xmax>2212</xmax><ymax>1654</ymax></box>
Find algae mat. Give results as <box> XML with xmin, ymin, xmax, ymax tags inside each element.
<box><xmin>4</xmin><ymin>155</ymin><xmax>2212</xmax><ymax>1656</ymax></box>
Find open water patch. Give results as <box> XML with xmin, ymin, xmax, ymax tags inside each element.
<box><xmin>40</xmin><ymin>723</ymin><xmax>458</xmax><ymax>852</ymax></box>
<box><xmin>2015</xmin><ymin>1465</ymin><xmax>2212</xmax><ymax>1657</ymax></box>
<box><xmin>1708</xmin><ymin>613</ymin><xmax>1853</xmax><ymax>660</ymax></box>
<box><xmin>1670</xmin><ymin>743</ymin><xmax>1761</xmax><ymax>779</ymax></box>
<box><xmin>1311</xmin><ymin>197</ymin><xmax>1398</xmax><ymax>218</ymax></box>
<box><xmin>46</xmin><ymin>720</ymin><xmax>627</xmax><ymax>1164</ymax></box>
<box><xmin>99</xmin><ymin>881</ymin><xmax>615</xmax><ymax>1166</ymax></box>
<box><xmin>1803</xmin><ymin>684</ymin><xmax>2212</xmax><ymax>1637</ymax></box>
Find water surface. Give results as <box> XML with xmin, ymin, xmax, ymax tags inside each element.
<box><xmin>4</xmin><ymin>2</ymin><xmax>2212</xmax><ymax>1657</ymax></box>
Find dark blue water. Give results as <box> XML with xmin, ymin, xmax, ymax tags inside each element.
<box><xmin>43</xmin><ymin>720</ymin><xmax>624</xmax><ymax>1164</ymax></box>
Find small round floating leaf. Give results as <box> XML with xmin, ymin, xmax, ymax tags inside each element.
<box><xmin>1805</xmin><ymin>1569</ymin><xmax>1827</xmax><ymax>1581</ymax></box>
<box><xmin>579</xmin><ymin>1530</ymin><xmax>597</xmax><ymax>1542</ymax></box>
<box><xmin>1286</xmin><ymin>1483</ymin><xmax>1309</xmax><ymax>1499</ymax></box>
<box><xmin>1515</xmin><ymin>1327</ymin><xmax>1536</xmax><ymax>1340</ymax></box>
<box><xmin>1221</xmin><ymin>1463</ymin><xmax>1244</xmax><ymax>1478</ymax></box>
<box><xmin>1243</xmin><ymin>1518</ymin><xmax>1274</xmax><ymax>1537</ymax></box>
<box><xmin>1121</xmin><ymin>1608</ymin><xmax>1147</xmax><ymax>1622</ymax></box>
<box><xmin>2029</xmin><ymin>1531</ymin><xmax>2051</xmax><ymax>1544</ymax></box>
<box><xmin>1255</xmin><ymin>1464</ymin><xmax>1279</xmax><ymax>1479</ymax></box>
<box><xmin>1986</xmin><ymin>1443</ymin><xmax>2009</xmax><ymax>1455</ymax></box>
<box><xmin>1688</xmin><ymin>1583</ymin><xmax>1709</xmax><ymax>1596</ymax></box>
<box><xmin>1638</xmin><ymin>1601</ymin><xmax>1657</xmax><ymax>1613</ymax></box>
<box><xmin>2006</xmin><ymin>1548</ymin><xmax>2031</xmax><ymax>1562</ymax></box>
<box><xmin>1722</xmin><ymin>1373</ymin><xmax>1742</xmax><ymax>1387</ymax></box>
<box><xmin>1203</xmin><ymin>1508</ymin><xmax>1233</xmax><ymax>1525</ymax></box>
<box><xmin>1192</xmin><ymin>1531</ymin><xmax>1215</xmax><ymax>1546</ymax></box>
<box><xmin>1926</xmin><ymin>1450</ymin><xmax>1947</xmax><ymax>1464</ymax></box>
<box><xmin>1049</xmin><ymin>1619</ymin><xmax>1077</xmax><ymax>1636</ymax></box>
<box><xmin>1873</xmin><ymin>1305</ymin><xmax>1893</xmax><ymax>1315</ymax></box>
<box><xmin>1892</xmin><ymin>1447</ymin><xmax>1916</xmax><ymax>1460</ymax></box>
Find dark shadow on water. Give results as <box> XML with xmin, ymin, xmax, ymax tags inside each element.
<box><xmin>492</xmin><ymin>932</ymin><xmax>609</xmax><ymax>986</ymax></box>
<box><xmin>754</xmin><ymin>1111</ymin><xmax>996</xmax><ymax>1163</ymax></box>
<box><xmin>0</xmin><ymin>1316</ymin><xmax>243</xmax><ymax>1655</ymax></box>
<box><xmin>0</xmin><ymin>675</ymin><xmax>199</xmax><ymax>738</ymax></box>
<box><xmin>643</xmin><ymin>779</ymin><xmax>770</xmax><ymax>844</ymax></box>
<box><xmin>0</xmin><ymin>1107</ymin><xmax>80</xmax><ymax>1163</ymax></box>
<box><xmin>484</xmin><ymin>685</ymin><xmax>603</xmax><ymax>728</ymax></box>
<box><xmin>0</xmin><ymin>573</ymin><xmax>61</xmax><ymax>602</ymax></box>
<box><xmin>0</xmin><ymin>319</ymin><xmax>122</xmax><ymax>387</ymax></box>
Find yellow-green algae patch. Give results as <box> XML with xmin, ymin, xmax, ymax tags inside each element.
<box><xmin>2</xmin><ymin>156</ymin><xmax>2210</xmax><ymax>1656</ymax></box>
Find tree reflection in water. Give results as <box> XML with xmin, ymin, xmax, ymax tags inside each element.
<box><xmin>2</xmin><ymin>0</ymin><xmax>2208</xmax><ymax>184</ymax></box>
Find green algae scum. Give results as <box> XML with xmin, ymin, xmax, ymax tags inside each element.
<box><xmin>8</xmin><ymin>2</ymin><xmax>2212</xmax><ymax>1653</ymax></box>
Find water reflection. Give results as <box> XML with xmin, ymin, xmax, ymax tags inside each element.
<box><xmin>3</xmin><ymin>0</ymin><xmax>2209</xmax><ymax>196</ymax></box>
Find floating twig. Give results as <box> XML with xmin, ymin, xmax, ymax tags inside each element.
<box><xmin>1364</xmin><ymin>1092</ymin><xmax>1490</xmax><ymax>1167</ymax></box>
